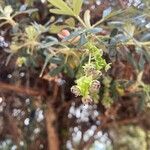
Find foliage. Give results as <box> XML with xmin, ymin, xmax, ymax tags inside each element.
<box><xmin>0</xmin><ymin>0</ymin><xmax>150</xmax><ymax>149</ymax></box>
<box><xmin>0</xmin><ymin>0</ymin><xmax>149</xmax><ymax>106</ymax></box>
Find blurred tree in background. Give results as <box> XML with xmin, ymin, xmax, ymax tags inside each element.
<box><xmin>0</xmin><ymin>0</ymin><xmax>150</xmax><ymax>150</ymax></box>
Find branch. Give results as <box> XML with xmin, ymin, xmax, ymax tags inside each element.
<box><xmin>45</xmin><ymin>82</ymin><xmax>60</xmax><ymax>150</ymax></box>
<box><xmin>0</xmin><ymin>81</ymin><xmax>46</xmax><ymax>96</ymax></box>
<box><xmin>45</xmin><ymin>102</ymin><xmax>60</xmax><ymax>150</ymax></box>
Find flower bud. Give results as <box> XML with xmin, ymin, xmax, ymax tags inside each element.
<box><xmin>71</xmin><ymin>86</ymin><xmax>81</xmax><ymax>97</ymax></box>
<box><xmin>84</xmin><ymin>65</ymin><xmax>95</xmax><ymax>75</ymax></box>
<box><xmin>58</xmin><ymin>29</ymin><xmax>80</xmax><ymax>43</ymax></box>
<box><xmin>92</xmin><ymin>70</ymin><xmax>102</xmax><ymax>79</ymax></box>
<box><xmin>58</xmin><ymin>29</ymin><xmax>70</xmax><ymax>39</ymax></box>
<box><xmin>90</xmin><ymin>80</ymin><xmax>100</xmax><ymax>92</ymax></box>
<box><xmin>82</xmin><ymin>95</ymin><xmax>93</xmax><ymax>104</ymax></box>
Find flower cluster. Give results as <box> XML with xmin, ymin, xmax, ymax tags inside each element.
<box><xmin>71</xmin><ymin>43</ymin><xmax>111</xmax><ymax>104</ymax></box>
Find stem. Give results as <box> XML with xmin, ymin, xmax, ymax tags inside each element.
<box><xmin>12</xmin><ymin>41</ymin><xmax>39</xmax><ymax>52</ymax></box>
<box><xmin>45</xmin><ymin>102</ymin><xmax>60</xmax><ymax>150</ymax></box>
<box><xmin>8</xmin><ymin>18</ymin><xmax>17</xmax><ymax>27</ymax></box>
<box><xmin>65</xmin><ymin>55</ymin><xmax>68</xmax><ymax>63</ymax></box>
<box><xmin>45</xmin><ymin>82</ymin><xmax>60</xmax><ymax>150</ymax></box>
<box><xmin>92</xmin><ymin>9</ymin><xmax>124</xmax><ymax>28</ymax></box>
<box><xmin>92</xmin><ymin>18</ymin><xmax>104</xmax><ymax>28</ymax></box>
<box><xmin>88</xmin><ymin>53</ymin><xmax>91</xmax><ymax>64</ymax></box>
<box><xmin>40</xmin><ymin>55</ymin><xmax>52</xmax><ymax>77</ymax></box>
<box><xmin>76</xmin><ymin>15</ymin><xmax>87</xmax><ymax>28</ymax></box>
<box><xmin>126</xmin><ymin>41</ymin><xmax>150</xmax><ymax>47</ymax></box>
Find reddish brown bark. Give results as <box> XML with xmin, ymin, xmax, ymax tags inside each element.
<box><xmin>0</xmin><ymin>81</ymin><xmax>45</xmax><ymax>96</ymax></box>
<box><xmin>45</xmin><ymin>82</ymin><xmax>60</xmax><ymax>150</ymax></box>
<box><xmin>45</xmin><ymin>102</ymin><xmax>59</xmax><ymax>150</ymax></box>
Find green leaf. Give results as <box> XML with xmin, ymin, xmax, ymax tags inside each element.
<box><xmin>108</xmin><ymin>28</ymin><xmax>118</xmax><ymax>43</ymax></box>
<box><xmin>49</xmin><ymin>0</ymin><xmax>74</xmax><ymax>16</ymax></box>
<box><xmin>65</xmin><ymin>64</ymin><xmax>74</xmax><ymax>78</ymax></box>
<box><xmin>49</xmin><ymin>0</ymin><xmax>69</xmax><ymax>10</ymax></box>
<box><xmin>87</xmin><ymin>28</ymin><xmax>103</xmax><ymax>34</ymax></box>
<box><xmin>138</xmin><ymin>55</ymin><xmax>145</xmax><ymax>71</ymax></box>
<box><xmin>40</xmin><ymin>55</ymin><xmax>52</xmax><ymax>77</ymax></box>
<box><xmin>50</xmin><ymin>57</ymin><xmax>64</xmax><ymax>64</ymax></box>
<box><xmin>49</xmin><ymin>65</ymin><xmax>64</xmax><ymax>76</ymax></box>
<box><xmin>49</xmin><ymin>24</ymin><xmax>67</xmax><ymax>33</ymax></box>
<box><xmin>78</xmin><ymin>33</ymin><xmax>87</xmax><ymax>46</ymax></box>
<box><xmin>45</xmin><ymin>36</ymin><xmax>58</xmax><ymax>42</ymax></box>
<box><xmin>65</xmin><ymin>18</ymin><xmax>75</xmax><ymax>27</ymax></box>
<box><xmin>4</xmin><ymin>5</ymin><xmax>13</xmax><ymax>17</ymax></box>
<box><xmin>25</xmin><ymin>26</ymin><xmax>38</xmax><ymax>40</ymax></box>
<box><xmin>110</xmin><ymin>28</ymin><xmax>118</xmax><ymax>37</ymax></box>
<box><xmin>50</xmin><ymin>9</ymin><xmax>73</xmax><ymax>16</ymax></box>
<box><xmin>72</xmin><ymin>0</ymin><xmax>83</xmax><ymax>16</ymax></box>
<box><xmin>84</xmin><ymin>10</ymin><xmax>91</xmax><ymax>28</ymax></box>
<box><xmin>63</xmin><ymin>29</ymin><xmax>85</xmax><ymax>41</ymax></box>
<box><xmin>102</xmin><ymin>7</ymin><xmax>112</xmax><ymax>18</ymax></box>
